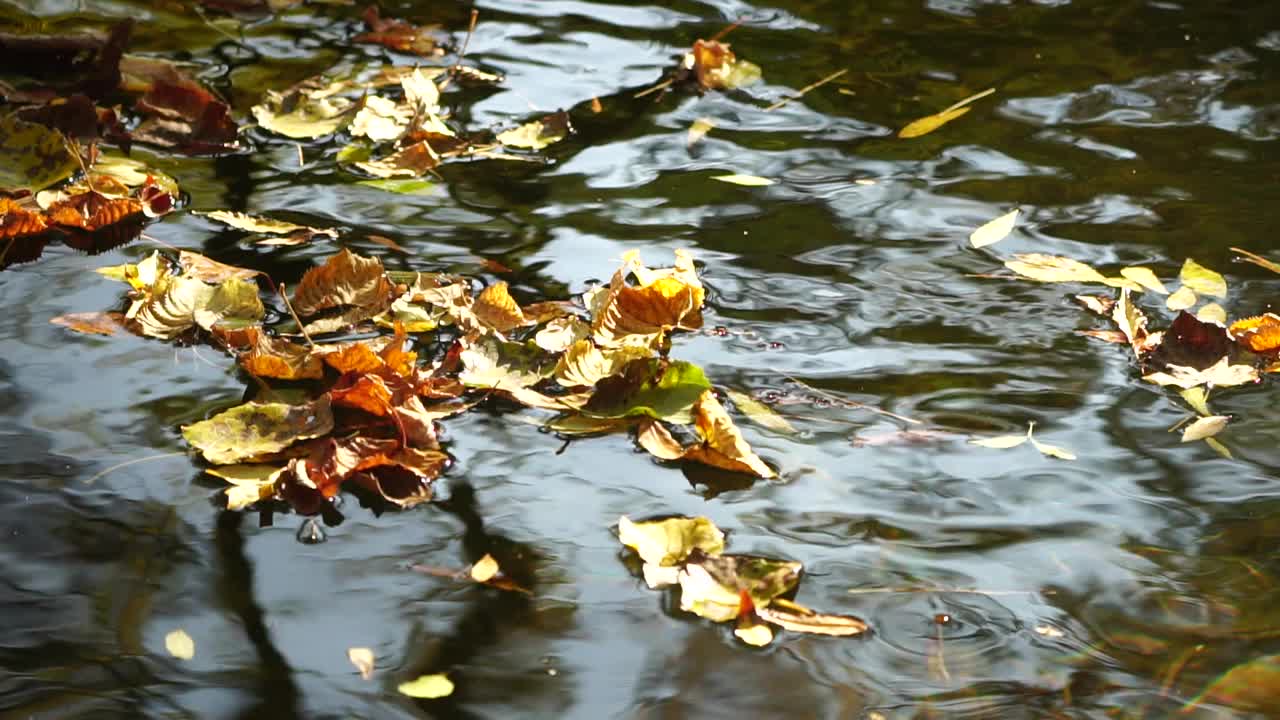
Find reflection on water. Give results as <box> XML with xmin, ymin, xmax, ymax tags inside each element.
<box><xmin>4</xmin><ymin>0</ymin><xmax>1280</xmax><ymax>717</ymax></box>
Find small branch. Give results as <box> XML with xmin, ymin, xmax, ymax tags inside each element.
<box><xmin>438</xmin><ymin>9</ymin><xmax>479</xmax><ymax>93</ymax></box>
<box><xmin>86</xmin><ymin>451</ymin><xmax>187</xmax><ymax>484</ymax></box>
<box><xmin>765</xmin><ymin>68</ymin><xmax>848</xmax><ymax>112</ymax></box>
<box><xmin>278</xmin><ymin>283</ymin><xmax>316</xmax><ymax>349</ymax></box>
<box><xmin>634</xmin><ymin>77</ymin><xmax>673</xmax><ymax>99</ymax></box>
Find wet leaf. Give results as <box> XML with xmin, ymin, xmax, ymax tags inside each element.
<box><xmin>292</xmin><ymin>248</ymin><xmax>395</xmax><ymax>318</ymax></box>
<box><xmin>734</xmin><ymin>620</ymin><xmax>774</xmax><ymax>646</ymax></box>
<box><xmin>473</xmin><ymin>281</ymin><xmax>528</xmax><ymax>333</ymax></box>
<box><xmin>1205</xmin><ymin>437</ymin><xmax>1232</xmax><ymax>459</ymax></box>
<box><xmin>458</xmin><ymin>336</ymin><xmax>554</xmax><ymax>391</ymax></box>
<box><xmin>687</xmin><ymin>40</ymin><xmax>761</xmax><ymax>91</ymax></box>
<box><xmin>683</xmin><ymin>390</ymin><xmax>776</xmax><ymax>478</ymax></box>
<box><xmin>755</xmin><ymin>603</ymin><xmax>869</xmax><ymax>637</ymax></box>
<box><xmin>969</xmin><ymin>208</ymin><xmax>1018</xmax><ymax>248</ymax></box>
<box><xmin>1229</xmin><ymin>313</ymin><xmax>1280</xmax><ymax>354</ymax></box>
<box><xmin>1166</xmin><ymin>285</ymin><xmax>1197</xmax><ymax>311</ymax></box>
<box><xmin>688</xmin><ymin>117</ymin><xmax>714</xmax><ymax>146</ymax></box>
<box><xmin>693</xmin><ymin>553</ymin><xmax>802</xmax><ymax>608</ymax></box>
<box><xmin>207</xmin><ymin>463</ymin><xmax>283</xmax><ymax>510</ymax></box>
<box><xmin>496</xmin><ymin>111</ymin><xmax>572</xmax><ymax>150</ymax></box>
<box><xmin>178</xmin><ymin>250</ymin><xmax>261</xmax><ymax>283</ymax></box>
<box><xmin>349</xmin><ymin>95</ymin><xmax>411</xmax><ymax>142</ymax></box>
<box><xmin>899</xmin><ymin>87</ymin><xmax>995</xmax><ymax>139</ymax></box>
<box><xmin>397</xmin><ymin>673</ymin><xmax>454</xmax><ymax>699</ymax></box>
<box><xmin>1148</xmin><ymin>311</ymin><xmax>1232</xmax><ymax>371</ymax></box>
<box><xmin>1005</xmin><ymin>253</ymin><xmax>1108</xmax><ymax>284</ymax></box>
<box><xmin>555</xmin><ymin>340</ymin><xmax>652</xmax><ymax>388</ymax></box>
<box><xmin>1187</xmin><ymin>654</ymin><xmax>1280</xmax><ymax>715</ymax></box>
<box><xmin>677</xmin><ymin>562</ymin><xmax>750</xmax><ymax>622</ymax></box>
<box><xmin>534</xmin><ymin>316</ymin><xmax>590</xmax><ymax>353</ymax></box>
<box><xmin>0</xmin><ymin>197</ymin><xmax>50</xmax><ymax>240</ymax></box>
<box><xmin>1181</xmin><ymin>415</ymin><xmax>1229</xmax><ymax>442</ymax></box>
<box><xmin>1029</xmin><ymin>435</ymin><xmax>1077</xmax><ymax>461</ymax></box>
<box><xmin>1196</xmin><ymin>303</ymin><xmax>1227</xmax><ymax>325</ymax></box>
<box><xmin>164</xmin><ymin>629</ymin><xmax>195</xmax><ymax>660</ymax></box>
<box><xmin>355</xmin><ymin>5</ymin><xmax>443</xmax><ymax>57</ymax></box>
<box><xmin>50</xmin><ymin>311</ymin><xmax>125</xmax><ymax>336</ymax></box>
<box><xmin>712</xmin><ymin>174</ymin><xmax>774</xmax><ymax>187</ymax></box>
<box><xmin>355</xmin><ymin>139</ymin><xmax>441</xmax><ymax>178</ymax></box>
<box><xmin>584</xmin><ymin>359</ymin><xmax>711</xmax><ymax>421</ymax></box>
<box><xmin>617</xmin><ymin>515</ymin><xmax>725</xmax><ymax>567</ymax></box>
<box><xmin>969</xmin><ymin>434</ymin><xmax>1027</xmax><ymax>449</ymax></box>
<box><xmin>0</xmin><ymin>114</ymin><xmax>79</xmax><ymax>191</ymax></box>
<box><xmin>1179</xmin><ymin>387</ymin><xmax>1211</xmax><ymax>417</ymax></box>
<box><xmin>1120</xmin><ymin>266</ymin><xmax>1168</xmax><ymax>294</ymax></box>
<box><xmin>1112</xmin><ymin>288</ymin><xmax>1151</xmax><ymax>359</ymax></box>
<box><xmin>591</xmin><ymin>250</ymin><xmax>705</xmax><ymax>348</ymax></box>
<box><xmin>192</xmin><ymin>278</ymin><xmax>265</xmax><ymax>331</ymax></box>
<box><xmin>1143</xmin><ymin>357</ymin><xmax>1259</xmax><ymax>389</ymax></box>
<box><xmin>357</xmin><ymin>178</ymin><xmax>437</xmax><ymax>195</ymax></box>
<box><xmin>196</xmin><ymin>210</ymin><xmax>339</xmax><ymax>239</ymax></box>
<box><xmin>348</xmin><ymin>647</ymin><xmax>375</xmax><ymax>680</ymax></box>
<box><xmin>1179</xmin><ymin>258</ymin><xmax>1226</xmax><ymax>298</ymax></box>
<box><xmin>182</xmin><ymin>396</ymin><xmax>334</xmax><ymax>464</ymax></box>
<box><xmin>470</xmin><ymin>554</ymin><xmax>499</xmax><ymax>583</ymax></box>
<box><xmin>725</xmin><ymin>390</ymin><xmax>797</xmax><ymax>435</ymax></box>
<box><xmin>252</xmin><ymin>88</ymin><xmax>354</xmax><ymax>139</ymax></box>
<box><xmin>636</xmin><ymin>418</ymin><xmax>686</xmax><ymax>460</ymax></box>
<box><xmin>241</xmin><ymin>330</ymin><xmax>324</xmax><ymax>380</ymax></box>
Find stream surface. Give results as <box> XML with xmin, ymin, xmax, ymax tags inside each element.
<box><xmin>4</xmin><ymin>1</ymin><xmax>1280</xmax><ymax>718</ymax></box>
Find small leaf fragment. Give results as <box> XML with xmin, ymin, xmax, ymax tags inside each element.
<box><xmin>1196</xmin><ymin>303</ymin><xmax>1227</xmax><ymax>325</ymax></box>
<box><xmin>1143</xmin><ymin>357</ymin><xmax>1259</xmax><ymax>389</ymax></box>
<box><xmin>196</xmin><ymin>210</ymin><xmax>339</xmax><ymax>239</ymax></box>
<box><xmin>496</xmin><ymin>111</ymin><xmax>572</xmax><ymax>150</ymax></box>
<box><xmin>165</xmin><ymin>629</ymin><xmax>195</xmax><ymax>660</ymax></box>
<box><xmin>1120</xmin><ymin>266</ymin><xmax>1168</xmax><ymax>294</ymax></box>
<box><xmin>348</xmin><ymin>647</ymin><xmax>375</xmax><ymax>680</ymax></box>
<box><xmin>899</xmin><ymin>88</ymin><xmax>994</xmax><ymax>139</ymax></box>
<box><xmin>688</xmin><ymin>117</ymin><xmax>715</xmax><ymax>146</ymax></box>
<box><xmin>51</xmin><ymin>311</ymin><xmax>126</xmax><ymax>336</ymax></box>
<box><xmin>755</xmin><ymin>604</ymin><xmax>869</xmax><ymax>637</ymax></box>
<box><xmin>1181</xmin><ymin>415</ymin><xmax>1229</xmax><ymax>443</ymax></box>
<box><xmin>1179</xmin><ymin>258</ymin><xmax>1227</xmax><ymax>298</ymax></box>
<box><xmin>1231</xmin><ymin>246</ymin><xmax>1280</xmax><ymax>275</ymax></box>
<box><xmin>1204</xmin><ymin>437</ymin><xmax>1233</xmax><ymax>459</ymax></box>
<box><xmin>636</xmin><ymin>418</ymin><xmax>686</xmax><ymax>460</ymax></box>
<box><xmin>969</xmin><ymin>434</ymin><xmax>1027</xmax><ymax>449</ymax></box>
<box><xmin>1178</xmin><ymin>386</ymin><xmax>1211</xmax><ymax>417</ymax></box>
<box><xmin>712</xmin><ymin>174</ymin><xmax>774</xmax><ymax>187</ymax></box>
<box><xmin>470</xmin><ymin>554</ymin><xmax>500</xmax><ymax>583</ymax></box>
<box><xmin>734</xmin><ymin>620</ymin><xmax>774</xmax><ymax>646</ymax></box>
<box><xmin>969</xmin><ymin>209</ymin><xmax>1018</xmax><ymax>248</ymax></box>
<box><xmin>1166</xmin><ymin>285</ymin><xmax>1197</xmax><ymax>311</ymax></box>
<box><xmin>725</xmin><ymin>390</ymin><xmax>797</xmax><ymax>435</ymax></box>
<box><xmin>397</xmin><ymin>673</ymin><xmax>454</xmax><ymax>699</ymax></box>
<box><xmin>1029</xmin><ymin>436</ymin><xmax>1077</xmax><ymax>461</ymax></box>
<box><xmin>617</xmin><ymin>515</ymin><xmax>725</xmax><ymax>567</ymax></box>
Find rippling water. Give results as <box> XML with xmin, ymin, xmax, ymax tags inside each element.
<box><xmin>4</xmin><ymin>1</ymin><xmax>1280</xmax><ymax>717</ymax></box>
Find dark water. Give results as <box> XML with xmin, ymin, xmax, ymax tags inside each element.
<box><xmin>5</xmin><ymin>0</ymin><xmax>1280</xmax><ymax>718</ymax></box>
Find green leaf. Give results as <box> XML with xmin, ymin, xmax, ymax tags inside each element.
<box><xmin>0</xmin><ymin>114</ymin><xmax>78</xmax><ymax>191</ymax></box>
<box><xmin>1179</xmin><ymin>258</ymin><xmax>1227</xmax><ymax>298</ymax></box>
<box><xmin>357</xmin><ymin>178</ymin><xmax>438</xmax><ymax>195</ymax></box>
<box><xmin>1179</xmin><ymin>387</ymin><xmax>1211</xmax><ymax>417</ymax></box>
<box><xmin>617</xmin><ymin>515</ymin><xmax>726</xmax><ymax>567</ymax></box>
<box><xmin>584</xmin><ymin>359</ymin><xmax>711</xmax><ymax>422</ymax></box>
<box><xmin>397</xmin><ymin>673</ymin><xmax>455</xmax><ymax>699</ymax></box>
<box><xmin>182</xmin><ymin>397</ymin><xmax>334</xmax><ymax>465</ymax></box>
<box><xmin>496</xmin><ymin>110</ymin><xmax>571</xmax><ymax>150</ymax></box>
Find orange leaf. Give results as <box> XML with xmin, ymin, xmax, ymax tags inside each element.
<box><xmin>0</xmin><ymin>197</ymin><xmax>49</xmax><ymax>239</ymax></box>
<box><xmin>1229</xmin><ymin>313</ymin><xmax>1280</xmax><ymax>354</ymax></box>
<box><xmin>292</xmin><ymin>248</ymin><xmax>395</xmax><ymax>317</ymax></box>
<box><xmin>473</xmin><ymin>281</ymin><xmax>527</xmax><ymax>332</ymax></box>
<box><xmin>50</xmin><ymin>311</ymin><xmax>126</xmax><ymax>336</ymax></box>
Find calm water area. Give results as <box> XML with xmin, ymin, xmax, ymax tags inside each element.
<box><xmin>4</xmin><ymin>0</ymin><xmax>1280</xmax><ymax>717</ymax></box>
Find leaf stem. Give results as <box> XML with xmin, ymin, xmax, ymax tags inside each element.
<box><xmin>765</xmin><ymin>68</ymin><xmax>848</xmax><ymax>112</ymax></box>
<box><xmin>279</xmin><ymin>283</ymin><xmax>316</xmax><ymax>349</ymax></box>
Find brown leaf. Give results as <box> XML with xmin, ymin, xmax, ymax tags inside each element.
<box><xmin>473</xmin><ymin>281</ymin><xmax>527</xmax><ymax>332</ymax></box>
<box><xmin>355</xmin><ymin>140</ymin><xmax>440</xmax><ymax>178</ymax></box>
<box><xmin>683</xmin><ymin>390</ymin><xmax>776</xmax><ymax>478</ymax></box>
<box><xmin>592</xmin><ymin>251</ymin><xmax>705</xmax><ymax>348</ymax></box>
<box><xmin>178</xmin><ymin>250</ymin><xmax>260</xmax><ymax>283</ymax></box>
<box><xmin>636</xmin><ymin>418</ymin><xmax>685</xmax><ymax>460</ymax></box>
<box><xmin>240</xmin><ymin>329</ymin><xmax>324</xmax><ymax>380</ymax></box>
<box><xmin>1230</xmin><ymin>313</ymin><xmax>1280</xmax><ymax>355</ymax></box>
<box><xmin>1148</xmin><ymin>310</ymin><xmax>1234</xmax><ymax>371</ymax></box>
<box><xmin>755</xmin><ymin>603</ymin><xmax>869</xmax><ymax>637</ymax></box>
<box><xmin>0</xmin><ymin>197</ymin><xmax>49</xmax><ymax>239</ymax></box>
<box><xmin>45</xmin><ymin>190</ymin><xmax>143</xmax><ymax>232</ymax></box>
<box><xmin>50</xmin><ymin>311</ymin><xmax>126</xmax><ymax>336</ymax></box>
<box><xmin>354</xmin><ymin>5</ymin><xmax>443</xmax><ymax>57</ymax></box>
<box><xmin>292</xmin><ymin>248</ymin><xmax>395</xmax><ymax>318</ymax></box>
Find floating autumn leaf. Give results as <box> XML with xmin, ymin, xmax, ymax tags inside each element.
<box><xmin>591</xmin><ymin>250</ymin><xmax>704</xmax><ymax>348</ymax></box>
<box><xmin>0</xmin><ymin>197</ymin><xmax>49</xmax><ymax>240</ymax></box>
<box><xmin>555</xmin><ymin>340</ymin><xmax>652</xmax><ymax>388</ymax></box>
<box><xmin>969</xmin><ymin>208</ymin><xmax>1018</xmax><ymax>248</ymax></box>
<box><xmin>1004</xmin><ymin>253</ymin><xmax>1108</xmax><ymax>284</ymax></box>
<box><xmin>688</xmin><ymin>117</ymin><xmax>714</xmax><ymax>146</ymax></box>
<box><xmin>178</xmin><ymin>250</ymin><xmax>260</xmax><ymax>284</ymax></box>
<box><xmin>682</xmin><ymin>390</ymin><xmax>776</xmax><ymax>478</ymax></box>
<box><xmin>472</xmin><ymin>281</ymin><xmax>530</xmax><ymax>333</ymax></box>
<box><xmin>584</xmin><ymin>359</ymin><xmax>710</xmax><ymax>422</ymax></box>
<box><xmin>50</xmin><ymin>311</ymin><xmax>125</xmax><ymax>336</ymax></box>
<box><xmin>899</xmin><ymin>87</ymin><xmax>995</xmax><ymax>139</ymax></box>
<box><xmin>398</xmin><ymin>673</ymin><xmax>454</xmax><ymax>699</ymax></box>
<box><xmin>496</xmin><ymin>111</ymin><xmax>572</xmax><ymax>150</ymax></box>
<box><xmin>252</xmin><ymin>87</ymin><xmax>355</xmax><ymax>139</ymax></box>
<box><xmin>0</xmin><ymin>114</ymin><xmax>79</xmax><ymax>191</ymax></box>
<box><xmin>970</xmin><ymin>422</ymin><xmax>1075</xmax><ymax>460</ymax></box>
<box><xmin>534</xmin><ymin>316</ymin><xmax>590</xmax><ymax>353</ymax></box>
<box><xmin>1185</xmin><ymin>654</ymin><xmax>1280</xmax><ymax>716</ymax></box>
<box><xmin>1229</xmin><ymin>314</ymin><xmax>1280</xmax><ymax>354</ymax></box>
<box><xmin>618</xmin><ymin>515</ymin><xmax>726</xmax><ymax>568</ymax></box>
<box><xmin>45</xmin><ymin>190</ymin><xmax>143</xmax><ymax>233</ymax></box>
<box><xmin>734</xmin><ymin>619</ymin><xmax>773</xmax><ymax>647</ymax></box>
<box><xmin>1179</xmin><ymin>258</ymin><xmax>1227</xmax><ymax>298</ymax></box>
<box><xmin>355</xmin><ymin>5</ymin><xmax>443</xmax><ymax>57</ymax></box>
<box><xmin>680</xmin><ymin>39</ymin><xmax>762</xmax><ymax>92</ymax></box>
<box><xmin>291</xmin><ymin>248</ymin><xmax>395</xmax><ymax>327</ymax></box>
<box><xmin>712</xmin><ymin>174</ymin><xmax>774</xmax><ymax>187</ymax></box>
<box><xmin>1143</xmin><ymin>356</ymin><xmax>1259</xmax><ymax>389</ymax></box>
<box><xmin>1166</xmin><ymin>285</ymin><xmax>1197</xmax><ymax>311</ymax></box>
<box><xmin>355</xmin><ymin>139</ymin><xmax>441</xmax><ymax>178</ymax></box>
<box><xmin>635</xmin><ymin>418</ymin><xmax>685</xmax><ymax>460</ymax></box>
<box><xmin>469</xmin><ymin>553</ymin><xmax>500</xmax><ymax>583</ymax></box>
<box><xmin>1181</xmin><ymin>415</ymin><xmax>1229</xmax><ymax>443</ymax></box>
<box><xmin>458</xmin><ymin>335</ymin><xmax>554</xmax><ymax>391</ymax></box>
<box><xmin>182</xmin><ymin>396</ymin><xmax>334</xmax><ymax>465</ymax></box>
<box><xmin>164</xmin><ymin>629</ymin><xmax>195</xmax><ymax>660</ymax></box>
<box><xmin>240</xmin><ymin>329</ymin><xmax>324</xmax><ymax>380</ymax></box>
<box><xmin>1197</xmin><ymin>303</ymin><xmax>1227</xmax><ymax>325</ymax></box>
<box><xmin>348</xmin><ymin>647</ymin><xmax>375</xmax><ymax>680</ymax></box>
<box><xmin>1179</xmin><ymin>386</ymin><xmax>1212</xmax><ymax>417</ymax></box>
<box><xmin>196</xmin><ymin>210</ymin><xmax>339</xmax><ymax>240</ymax></box>
<box><xmin>1147</xmin><ymin>311</ymin><xmax>1233</xmax><ymax>372</ymax></box>
<box><xmin>127</xmin><ymin>57</ymin><xmax>238</xmax><ymax>153</ymax></box>
<box><xmin>725</xmin><ymin>390</ymin><xmax>797</xmax><ymax>435</ymax></box>
<box><xmin>205</xmin><ymin>463</ymin><xmax>283</xmax><ymax>510</ymax></box>
<box><xmin>1119</xmin><ymin>266</ymin><xmax>1168</xmax><ymax>294</ymax></box>
<box><xmin>1112</xmin><ymin>288</ymin><xmax>1151</xmax><ymax>359</ymax></box>
<box><xmin>755</xmin><ymin>602</ymin><xmax>868</xmax><ymax>637</ymax></box>
<box><xmin>349</xmin><ymin>95</ymin><xmax>412</xmax><ymax>142</ymax></box>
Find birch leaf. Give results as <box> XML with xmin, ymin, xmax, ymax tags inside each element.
<box><xmin>712</xmin><ymin>174</ymin><xmax>774</xmax><ymax>187</ymax></box>
<box><xmin>1180</xmin><ymin>258</ymin><xmax>1227</xmax><ymax>298</ymax></box>
<box><xmin>1166</xmin><ymin>285</ymin><xmax>1197</xmax><ymax>311</ymax></box>
<box><xmin>1120</xmin><ymin>266</ymin><xmax>1168</xmax><ymax>294</ymax></box>
<box><xmin>1181</xmin><ymin>415</ymin><xmax>1229</xmax><ymax>442</ymax></box>
<box><xmin>969</xmin><ymin>434</ymin><xmax>1027</xmax><ymax>449</ymax></box>
<box><xmin>1197</xmin><ymin>303</ymin><xmax>1227</xmax><ymax>325</ymax></box>
<box><xmin>1005</xmin><ymin>254</ymin><xmax>1108</xmax><ymax>284</ymax></box>
<box><xmin>969</xmin><ymin>209</ymin><xmax>1018</xmax><ymax>248</ymax></box>
<box><xmin>398</xmin><ymin>674</ymin><xmax>454</xmax><ymax>699</ymax></box>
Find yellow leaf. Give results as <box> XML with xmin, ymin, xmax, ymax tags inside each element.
<box><xmin>1181</xmin><ymin>415</ymin><xmax>1229</xmax><ymax>443</ymax></box>
<box><xmin>726</xmin><ymin>390</ymin><xmax>797</xmax><ymax>435</ymax></box>
<box><xmin>496</xmin><ymin>111</ymin><xmax>571</xmax><ymax>150</ymax></box>
<box><xmin>898</xmin><ymin>87</ymin><xmax>995</xmax><ymax>139</ymax></box>
<box><xmin>1229</xmin><ymin>313</ymin><xmax>1280</xmax><ymax>354</ymax></box>
<box><xmin>1120</xmin><ymin>266</ymin><xmax>1168</xmax><ymax>294</ymax></box>
<box><xmin>355</xmin><ymin>140</ymin><xmax>441</xmax><ymax>178</ymax></box>
<box><xmin>688</xmin><ymin>117</ymin><xmax>715</xmax><ymax>146</ymax></box>
<box><xmin>165</xmin><ymin>629</ymin><xmax>195</xmax><ymax>660</ymax></box>
<box><xmin>969</xmin><ymin>209</ymin><xmax>1018</xmax><ymax>248</ymax></box>
<box><xmin>1196</xmin><ymin>303</ymin><xmax>1227</xmax><ymax>325</ymax></box>
<box><xmin>1204</xmin><ymin>437</ymin><xmax>1232</xmax><ymax>459</ymax></box>
<box><xmin>1004</xmin><ymin>253</ymin><xmax>1108</xmax><ymax>284</ymax></box>
<box><xmin>636</xmin><ymin>418</ymin><xmax>686</xmax><ymax>460</ymax></box>
<box><xmin>1178</xmin><ymin>387</ymin><xmax>1211</xmax><ymax>417</ymax></box>
<box><xmin>1143</xmin><ymin>357</ymin><xmax>1259</xmax><ymax>389</ymax></box>
<box><xmin>712</xmin><ymin>174</ymin><xmax>774</xmax><ymax>186</ymax></box>
<box><xmin>473</xmin><ymin>281</ymin><xmax>527</xmax><ymax>333</ymax></box>
<box><xmin>555</xmin><ymin>339</ymin><xmax>652</xmax><ymax>388</ymax></box>
<box><xmin>684</xmin><ymin>390</ymin><xmax>776</xmax><ymax>478</ymax></box>
<box><xmin>1112</xmin><ymin>288</ymin><xmax>1150</xmax><ymax>359</ymax></box>
<box><xmin>1030</xmin><ymin>436</ymin><xmax>1077</xmax><ymax>461</ymax></box>
<box><xmin>397</xmin><ymin>673</ymin><xmax>454</xmax><ymax>699</ymax></box>
<box><xmin>348</xmin><ymin>647</ymin><xmax>375</xmax><ymax>680</ymax></box>
<box><xmin>755</xmin><ymin>604</ymin><xmax>869</xmax><ymax>636</ymax></box>
<box><xmin>1179</xmin><ymin>258</ymin><xmax>1227</xmax><ymax>298</ymax></box>
<box><xmin>1166</xmin><ymin>285</ymin><xmax>1197</xmax><ymax>311</ymax></box>
<box><xmin>969</xmin><ymin>434</ymin><xmax>1027</xmax><ymax>449</ymax></box>
<box><xmin>734</xmin><ymin>620</ymin><xmax>774</xmax><ymax>646</ymax></box>
<box><xmin>1102</xmin><ymin>276</ymin><xmax>1144</xmax><ymax>291</ymax></box>
<box><xmin>252</xmin><ymin>89</ymin><xmax>354</xmax><ymax>139</ymax></box>
<box><xmin>470</xmin><ymin>554</ymin><xmax>500</xmax><ymax>583</ymax></box>
<box><xmin>617</xmin><ymin>515</ymin><xmax>725</xmax><ymax>567</ymax></box>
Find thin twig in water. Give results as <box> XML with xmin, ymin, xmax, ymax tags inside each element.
<box><xmin>784</xmin><ymin>375</ymin><xmax>922</xmax><ymax>425</ymax></box>
<box><xmin>1160</xmin><ymin>643</ymin><xmax>1204</xmax><ymax>697</ymax></box>
<box><xmin>438</xmin><ymin>9</ymin><xmax>479</xmax><ymax>93</ymax></box>
<box><xmin>846</xmin><ymin>586</ymin><xmax>1050</xmax><ymax>596</ymax></box>
<box><xmin>765</xmin><ymin>68</ymin><xmax>849</xmax><ymax>112</ymax></box>
<box><xmin>634</xmin><ymin>78</ymin><xmax>673</xmax><ymax>99</ymax></box>
<box><xmin>279</xmin><ymin>283</ymin><xmax>316</xmax><ymax>349</ymax></box>
<box><xmin>86</xmin><ymin>451</ymin><xmax>187</xmax><ymax>484</ymax></box>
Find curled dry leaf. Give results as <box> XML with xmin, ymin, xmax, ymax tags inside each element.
<box><xmin>1005</xmin><ymin>253</ymin><xmax>1108</xmax><ymax>284</ymax></box>
<box><xmin>196</xmin><ymin>210</ymin><xmax>339</xmax><ymax>239</ymax></box>
<box><xmin>755</xmin><ymin>603</ymin><xmax>869</xmax><ymax>637</ymax></box>
<box><xmin>636</xmin><ymin>418</ymin><xmax>686</xmax><ymax>460</ymax></box>
<box><xmin>969</xmin><ymin>208</ymin><xmax>1018</xmax><ymax>248</ymax></box>
<box><xmin>240</xmin><ymin>329</ymin><xmax>324</xmax><ymax>380</ymax></box>
<box><xmin>178</xmin><ymin>250</ymin><xmax>260</xmax><ymax>283</ymax></box>
<box><xmin>683</xmin><ymin>390</ymin><xmax>776</xmax><ymax>478</ymax></box>
<box><xmin>348</xmin><ymin>647</ymin><xmax>375</xmax><ymax>680</ymax></box>
<box><xmin>1112</xmin><ymin>288</ymin><xmax>1150</xmax><ymax>359</ymax></box>
<box><xmin>617</xmin><ymin>515</ymin><xmax>726</xmax><ymax>567</ymax></box>
<box><xmin>1120</xmin><ymin>266</ymin><xmax>1168</xmax><ymax>294</ymax></box>
<box><xmin>1229</xmin><ymin>313</ymin><xmax>1280</xmax><ymax>354</ymax></box>
<box><xmin>685</xmin><ymin>39</ymin><xmax>761</xmax><ymax>91</ymax></box>
<box><xmin>1181</xmin><ymin>415</ymin><xmax>1229</xmax><ymax>443</ymax></box>
<box><xmin>1075</xmin><ymin>294</ymin><xmax>1116</xmax><ymax>317</ymax></box>
<box><xmin>182</xmin><ymin>396</ymin><xmax>334</xmax><ymax>464</ymax></box>
<box><xmin>0</xmin><ymin>197</ymin><xmax>50</xmax><ymax>239</ymax></box>
<box><xmin>534</xmin><ymin>315</ymin><xmax>590</xmax><ymax>353</ymax></box>
<box><xmin>591</xmin><ymin>250</ymin><xmax>705</xmax><ymax>349</ymax></box>
<box><xmin>734</xmin><ymin>620</ymin><xmax>774</xmax><ymax>646</ymax></box>
<box><xmin>355</xmin><ymin>5</ymin><xmax>443</xmax><ymax>57</ymax></box>
<box><xmin>555</xmin><ymin>340</ymin><xmax>652</xmax><ymax>388</ymax></box>
<box><xmin>1179</xmin><ymin>258</ymin><xmax>1227</xmax><ymax>298</ymax></box>
<box><xmin>291</xmin><ymin>248</ymin><xmax>395</xmax><ymax>318</ymax></box>
<box><xmin>355</xmin><ymin>140</ymin><xmax>441</xmax><ymax>178</ymax></box>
